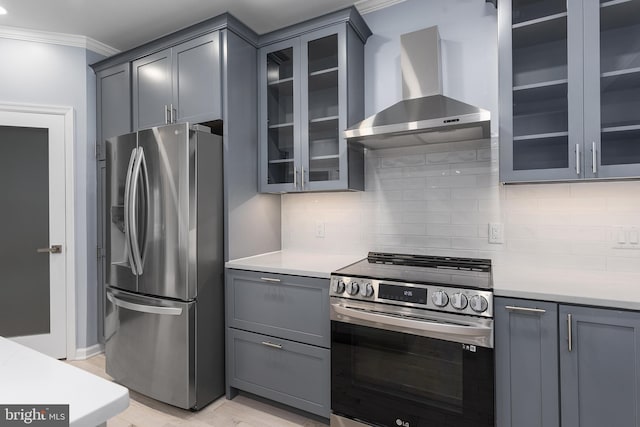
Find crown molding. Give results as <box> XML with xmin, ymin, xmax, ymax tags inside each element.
<box><xmin>355</xmin><ymin>0</ymin><xmax>407</xmax><ymax>14</ymax></box>
<box><xmin>0</xmin><ymin>25</ymin><xmax>119</xmax><ymax>57</ymax></box>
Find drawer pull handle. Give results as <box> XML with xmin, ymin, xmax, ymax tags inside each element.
<box><xmin>505</xmin><ymin>305</ymin><xmax>546</xmax><ymax>314</ymax></box>
<box><xmin>261</xmin><ymin>341</ymin><xmax>283</xmax><ymax>349</ymax></box>
<box><xmin>260</xmin><ymin>277</ymin><xmax>281</xmax><ymax>282</ymax></box>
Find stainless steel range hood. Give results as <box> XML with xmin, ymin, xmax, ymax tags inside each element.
<box><xmin>345</xmin><ymin>26</ymin><xmax>491</xmax><ymax>149</ymax></box>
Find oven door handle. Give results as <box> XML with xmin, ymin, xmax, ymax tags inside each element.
<box><xmin>332</xmin><ymin>303</ymin><xmax>492</xmax><ymax>338</ymax></box>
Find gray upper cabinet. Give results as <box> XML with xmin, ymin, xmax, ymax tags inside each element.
<box><xmin>96</xmin><ymin>63</ymin><xmax>131</xmax><ymax>342</ymax></box>
<box><xmin>258</xmin><ymin>9</ymin><xmax>370</xmax><ymax>193</ymax></box>
<box><xmin>496</xmin><ymin>297</ymin><xmax>640</xmax><ymax>427</ymax></box>
<box><xmin>96</xmin><ymin>63</ymin><xmax>132</xmax><ymax>159</ymax></box>
<box><xmin>499</xmin><ymin>0</ymin><xmax>640</xmax><ymax>183</ymax></box>
<box><xmin>133</xmin><ymin>32</ymin><xmax>221</xmax><ymax>130</ymax></box>
<box><xmin>172</xmin><ymin>32</ymin><xmax>222</xmax><ymax>124</ymax></box>
<box><xmin>559</xmin><ymin>304</ymin><xmax>640</xmax><ymax>427</ymax></box>
<box><xmin>133</xmin><ymin>49</ymin><xmax>172</xmax><ymax>130</ymax></box>
<box><xmin>583</xmin><ymin>0</ymin><xmax>640</xmax><ymax>179</ymax></box>
<box><xmin>495</xmin><ymin>297</ymin><xmax>559</xmax><ymax>427</ymax></box>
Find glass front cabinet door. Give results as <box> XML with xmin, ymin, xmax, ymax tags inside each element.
<box><xmin>261</xmin><ymin>40</ymin><xmax>300</xmax><ymax>191</ymax></box>
<box><xmin>499</xmin><ymin>0</ymin><xmax>640</xmax><ymax>182</ymax></box>
<box><xmin>259</xmin><ymin>18</ymin><xmax>369</xmax><ymax>193</ymax></box>
<box><xmin>583</xmin><ymin>0</ymin><xmax>640</xmax><ymax>178</ymax></box>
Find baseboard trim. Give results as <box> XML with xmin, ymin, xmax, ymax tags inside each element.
<box><xmin>73</xmin><ymin>343</ymin><xmax>104</xmax><ymax>360</ymax></box>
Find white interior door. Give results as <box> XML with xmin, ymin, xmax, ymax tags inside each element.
<box><xmin>0</xmin><ymin>109</ymin><xmax>67</xmax><ymax>359</ymax></box>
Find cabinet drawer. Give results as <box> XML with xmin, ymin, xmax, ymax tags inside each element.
<box><xmin>226</xmin><ymin>269</ymin><xmax>330</xmax><ymax>347</ymax></box>
<box><xmin>228</xmin><ymin>328</ymin><xmax>330</xmax><ymax>418</ymax></box>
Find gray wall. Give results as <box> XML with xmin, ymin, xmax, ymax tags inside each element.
<box><xmin>0</xmin><ymin>37</ymin><xmax>104</xmax><ymax>350</ymax></box>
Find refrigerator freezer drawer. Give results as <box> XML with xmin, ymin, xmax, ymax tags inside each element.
<box><xmin>105</xmin><ymin>287</ymin><xmax>196</xmax><ymax>409</ymax></box>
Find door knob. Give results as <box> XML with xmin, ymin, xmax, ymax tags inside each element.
<box><xmin>36</xmin><ymin>245</ymin><xmax>62</xmax><ymax>254</ymax></box>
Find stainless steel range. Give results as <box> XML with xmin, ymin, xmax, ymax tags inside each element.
<box><xmin>330</xmin><ymin>252</ymin><xmax>495</xmax><ymax>427</ymax></box>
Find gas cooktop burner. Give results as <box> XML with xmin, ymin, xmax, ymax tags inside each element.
<box><xmin>367</xmin><ymin>252</ymin><xmax>491</xmax><ymax>272</ymax></box>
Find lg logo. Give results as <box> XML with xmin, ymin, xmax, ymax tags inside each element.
<box><xmin>396</xmin><ymin>419</ymin><xmax>410</xmax><ymax>427</ymax></box>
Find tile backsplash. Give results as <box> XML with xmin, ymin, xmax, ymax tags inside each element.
<box><xmin>282</xmin><ymin>137</ymin><xmax>640</xmax><ymax>273</ymax></box>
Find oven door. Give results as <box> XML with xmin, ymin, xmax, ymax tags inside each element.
<box><xmin>330</xmin><ymin>299</ymin><xmax>495</xmax><ymax>427</ymax></box>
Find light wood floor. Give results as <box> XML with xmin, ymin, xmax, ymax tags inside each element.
<box><xmin>67</xmin><ymin>355</ymin><xmax>328</xmax><ymax>427</ymax></box>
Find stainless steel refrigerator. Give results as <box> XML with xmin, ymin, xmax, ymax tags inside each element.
<box><xmin>104</xmin><ymin>123</ymin><xmax>224</xmax><ymax>410</ymax></box>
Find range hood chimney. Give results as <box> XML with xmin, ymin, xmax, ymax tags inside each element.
<box><xmin>344</xmin><ymin>26</ymin><xmax>491</xmax><ymax>149</ymax></box>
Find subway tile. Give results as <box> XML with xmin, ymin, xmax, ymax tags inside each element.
<box><xmin>451</xmin><ymin>211</ymin><xmax>497</xmax><ymax>225</ymax></box>
<box><xmin>377</xmin><ymin>223</ymin><xmax>426</xmax><ymax>235</ymax></box>
<box><xmin>374</xmin><ymin>167</ymin><xmax>404</xmax><ymax>179</ymax></box>
<box><xmin>505</xmin><ymin>183</ymin><xmax>571</xmax><ymax>199</ymax></box>
<box><xmin>426</xmin><ymin>224</ymin><xmax>478</xmax><ymax>237</ymax></box>
<box><xmin>427</xmin><ymin>150</ymin><xmax>477</xmax><ymax>164</ymax></box>
<box><xmin>380</xmin><ymin>154</ymin><xmax>427</xmax><ymax>168</ymax></box>
<box><xmin>403</xmin><ymin>212</ymin><xmax>451</xmax><ymax>224</ymax></box>
<box><xmin>403</xmin><ymin>235</ymin><xmax>452</xmax><ymax>248</ymax></box>
<box><xmin>403</xmin><ymin>164</ymin><xmax>450</xmax><ymax>177</ymax></box>
<box><xmin>477</xmin><ymin>148</ymin><xmax>493</xmax><ymax>161</ymax></box>
<box><xmin>426</xmin><ymin>175</ymin><xmax>477</xmax><ymax>188</ymax></box>
<box><xmin>449</xmin><ymin>161</ymin><xmax>492</xmax><ymax>176</ymax></box>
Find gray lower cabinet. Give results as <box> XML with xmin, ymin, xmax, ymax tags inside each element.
<box><xmin>495</xmin><ymin>298</ymin><xmax>559</xmax><ymax>427</ymax></box>
<box><xmin>227</xmin><ymin>328</ymin><xmax>330</xmax><ymax>417</ymax></box>
<box><xmin>225</xmin><ymin>268</ymin><xmax>330</xmax><ymax>418</ymax></box>
<box><xmin>496</xmin><ymin>297</ymin><xmax>640</xmax><ymax>427</ymax></box>
<box><xmin>132</xmin><ymin>32</ymin><xmax>221</xmax><ymax>130</ymax></box>
<box><xmin>559</xmin><ymin>305</ymin><xmax>640</xmax><ymax>427</ymax></box>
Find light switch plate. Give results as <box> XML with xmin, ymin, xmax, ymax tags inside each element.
<box><xmin>315</xmin><ymin>222</ymin><xmax>326</xmax><ymax>238</ymax></box>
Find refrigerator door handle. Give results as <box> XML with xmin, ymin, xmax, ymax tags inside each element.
<box><xmin>138</xmin><ymin>147</ymin><xmax>150</xmax><ymax>268</ymax></box>
<box><xmin>107</xmin><ymin>293</ymin><xmax>183</xmax><ymax>316</ymax></box>
<box><xmin>123</xmin><ymin>148</ymin><xmax>138</xmax><ymax>276</ymax></box>
<box><xmin>129</xmin><ymin>147</ymin><xmax>144</xmax><ymax>275</ymax></box>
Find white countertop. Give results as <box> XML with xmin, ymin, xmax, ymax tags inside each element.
<box><xmin>227</xmin><ymin>251</ymin><xmax>640</xmax><ymax>310</ymax></box>
<box><xmin>494</xmin><ymin>265</ymin><xmax>640</xmax><ymax>310</ymax></box>
<box><xmin>0</xmin><ymin>337</ymin><xmax>129</xmax><ymax>427</ymax></box>
<box><xmin>226</xmin><ymin>250</ymin><xmax>365</xmax><ymax>279</ymax></box>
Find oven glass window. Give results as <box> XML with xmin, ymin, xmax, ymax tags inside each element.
<box><xmin>351</xmin><ymin>323</ymin><xmax>463</xmax><ymax>411</ymax></box>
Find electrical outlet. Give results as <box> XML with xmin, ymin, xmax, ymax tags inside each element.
<box><xmin>488</xmin><ymin>223</ymin><xmax>504</xmax><ymax>244</ymax></box>
<box><xmin>315</xmin><ymin>222</ymin><xmax>326</xmax><ymax>238</ymax></box>
<box><xmin>613</xmin><ymin>227</ymin><xmax>640</xmax><ymax>250</ymax></box>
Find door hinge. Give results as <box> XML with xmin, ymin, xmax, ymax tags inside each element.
<box><xmin>95</xmin><ymin>139</ymin><xmax>100</xmax><ymax>160</ymax></box>
<box><xmin>97</xmin><ymin>246</ymin><xmax>105</xmax><ymax>259</ymax></box>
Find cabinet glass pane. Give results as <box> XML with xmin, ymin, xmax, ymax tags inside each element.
<box><xmin>513</xmin><ymin>136</ymin><xmax>569</xmax><ymax>170</ymax></box>
<box><xmin>599</xmin><ymin>0</ymin><xmax>640</xmax><ymax>166</ymax></box>
<box><xmin>267</xmin><ymin>47</ymin><xmax>295</xmax><ymax>185</ymax></box>
<box><xmin>601</xmin><ymin>129</ymin><xmax>640</xmax><ymax>166</ymax></box>
<box><xmin>510</xmin><ymin>1</ymin><xmax>569</xmax><ymax>172</ymax></box>
<box><xmin>512</xmin><ymin>16</ymin><xmax>567</xmax><ymax>87</ymax></box>
<box><xmin>309</xmin><ymin>118</ymin><xmax>340</xmax><ymax>182</ymax></box>
<box><xmin>307</xmin><ymin>34</ymin><xmax>339</xmax><ymax>182</ymax></box>
<box><xmin>512</xmin><ymin>0</ymin><xmax>566</xmax><ymax>24</ymax></box>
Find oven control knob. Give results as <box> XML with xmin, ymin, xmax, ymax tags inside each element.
<box><xmin>346</xmin><ymin>281</ymin><xmax>360</xmax><ymax>296</ymax></box>
<box><xmin>332</xmin><ymin>279</ymin><xmax>346</xmax><ymax>294</ymax></box>
<box><xmin>359</xmin><ymin>283</ymin><xmax>374</xmax><ymax>297</ymax></box>
<box><xmin>450</xmin><ymin>293</ymin><xmax>468</xmax><ymax>310</ymax></box>
<box><xmin>431</xmin><ymin>290</ymin><xmax>449</xmax><ymax>307</ymax></box>
<box><xmin>470</xmin><ymin>295</ymin><xmax>489</xmax><ymax>313</ymax></box>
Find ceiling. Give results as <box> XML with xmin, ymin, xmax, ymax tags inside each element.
<box><xmin>0</xmin><ymin>0</ymin><xmax>384</xmax><ymax>52</ymax></box>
